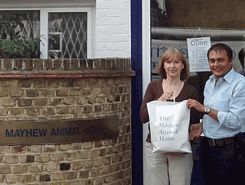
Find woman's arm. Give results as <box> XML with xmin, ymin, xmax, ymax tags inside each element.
<box><xmin>139</xmin><ymin>82</ymin><xmax>154</xmax><ymax>123</ymax></box>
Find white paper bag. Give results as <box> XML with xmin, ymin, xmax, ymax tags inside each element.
<box><xmin>146</xmin><ymin>100</ymin><xmax>191</xmax><ymax>153</ymax></box>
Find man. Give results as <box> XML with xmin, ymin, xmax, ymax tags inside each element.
<box><xmin>237</xmin><ymin>48</ymin><xmax>245</xmax><ymax>168</ymax></box>
<box><xmin>187</xmin><ymin>43</ymin><xmax>245</xmax><ymax>185</ymax></box>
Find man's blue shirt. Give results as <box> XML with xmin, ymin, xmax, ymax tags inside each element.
<box><xmin>203</xmin><ymin>68</ymin><xmax>245</xmax><ymax>139</ymax></box>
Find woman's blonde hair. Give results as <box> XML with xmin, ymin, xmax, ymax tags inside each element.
<box><xmin>158</xmin><ymin>48</ymin><xmax>189</xmax><ymax>81</ymax></box>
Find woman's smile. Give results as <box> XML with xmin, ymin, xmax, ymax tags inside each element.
<box><xmin>164</xmin><ymin>54</ymin><xmax>184</xmax><ymax>78</ymax></box>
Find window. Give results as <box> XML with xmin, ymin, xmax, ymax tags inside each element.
<box><xmin>0</xmin><ymin>8</ymin><xmax>92</xmax><ymax>59</ymax></box>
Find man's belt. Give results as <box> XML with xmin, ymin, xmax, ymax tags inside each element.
<box><xmin>205</xmin><ymin>137</ymin><xmax>235</xmax><ymax>147</ymax></box>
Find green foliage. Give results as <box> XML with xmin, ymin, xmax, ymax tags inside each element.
<box><xmin>0</xmin><ymin>12</ymin><xmax>42</xmax><ymax>58</ymax></box>
<box><xmin>0</xmin><ymin>38</ymin><xmax>41</xmax><ymax>58</ymax></box>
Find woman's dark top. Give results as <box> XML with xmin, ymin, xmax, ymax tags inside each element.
<box><xmin>139</xmin><ymin>79</ymin><xmax>201</xmax><ymax>142</ymax></box>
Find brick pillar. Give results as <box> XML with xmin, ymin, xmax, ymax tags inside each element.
<box><xmin>0</xmin><ymin>58</ymin><xmax>134</xmax><ymax>184</ymax></box>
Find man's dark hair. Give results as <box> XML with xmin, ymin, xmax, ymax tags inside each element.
<box><xmin>207</xmin><ymin>43</ymin><xmax>233</xmax><ymax>61</ymax></box>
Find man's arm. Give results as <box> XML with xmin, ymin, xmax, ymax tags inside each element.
<box><xmin>217</xmin><ymin>82</ymin><xmax>245</xmax><ymax>129</ymax></box>
<box><xmin>187</xmin><ymin>99</ymin><xmax>218</xmax><ymax>121</ymax></box>
<box><xmin>187</xmin><ymin>78</ymin><xmax>245</xmax><ymax>130</ymax></box>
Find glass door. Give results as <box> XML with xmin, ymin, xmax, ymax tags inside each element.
<box><xmin>142</xmin><ymin>1</ymin><xmax>245</xmax><ymax>185</ymax></box>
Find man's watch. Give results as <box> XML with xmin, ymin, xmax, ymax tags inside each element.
<box><xmin>204</xmin><ymin>106</ymin><xmax>211</xmax><ymax>114</ymax></box>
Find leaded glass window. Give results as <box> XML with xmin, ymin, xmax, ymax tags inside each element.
<box><xmin>48</xmin><ymin>12</ymin><xmax>87</xmax><ymax>59</ymax></box>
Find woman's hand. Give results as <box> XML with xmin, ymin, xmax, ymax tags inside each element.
<box><xmin>187</xmin><ymin>99</ymin><xmax>205</xmax><ymax>112</ymax></box>
<box><xmin>189</xmin><ymin>123</ymin><xmax>203</xmax><ymax>140</ymax></box>
<box><xmin>158</xmin><ymin>91</ymin><xmax>174</xmax><ymax>101</ymax></box>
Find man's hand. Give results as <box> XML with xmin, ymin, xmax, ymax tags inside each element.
<box><xmin>187</xmin><ymin>99</ymin><xmax>205</xmax><ymax>112</ymax></box>
<box><xmin>189</xmin><ymin>123</ymin><xmax>203</xmax><ymax>140</ymax></box>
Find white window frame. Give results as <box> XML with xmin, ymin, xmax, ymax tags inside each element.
<box><xmin>0</xmin><ymin>7</ymin><xmax>92</xmax><ymax>59</ymax></box>
<box><xmin>142</xmin><ymin>0</ymin><xmax>151</xmax><ymax>95</ymax></box>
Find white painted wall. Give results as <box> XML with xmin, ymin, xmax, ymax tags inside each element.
<box><xmin>94</xmin><ymin>0</ymin><xmax>131</xmax><ymax>58</ymax></box>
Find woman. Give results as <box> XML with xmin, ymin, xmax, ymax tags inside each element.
<box><xmin>140</xmin><ymin>48</ymin><xmax>200</xmax><ymax>185</ymax></box>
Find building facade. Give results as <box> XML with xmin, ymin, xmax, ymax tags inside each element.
<box><xmin>0</xmin><ymin>1</ymin><xmax>133</xmax><ymax>184</ymax></box>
